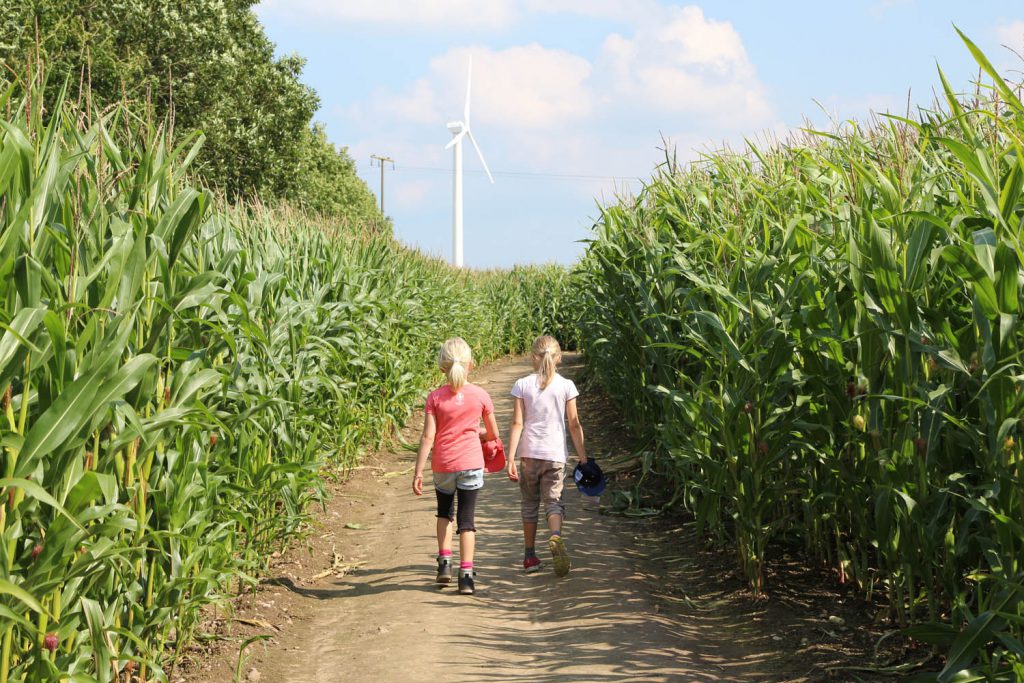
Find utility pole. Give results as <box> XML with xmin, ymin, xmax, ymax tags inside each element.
<box><xmin>370</xmin><ymin>154</ymin><xmax>394</xmax><ymax>213</ymax></box>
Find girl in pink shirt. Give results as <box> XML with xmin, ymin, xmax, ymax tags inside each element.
<box><xmin>413</xmin><ymin>337</ymin><xmax>499</xmax><ymax>595</ymax></box>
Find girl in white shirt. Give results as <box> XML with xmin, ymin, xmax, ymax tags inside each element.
<box><xmin>507</xmin><ymin>335</ymin><xmax>589</xmax><ymax>577</ymax></box>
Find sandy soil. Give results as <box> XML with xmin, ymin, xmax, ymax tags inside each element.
<box><xmin>185</xmin><ymin>355</ymin><xmax>888</xmax><ymax>683</ymax></box>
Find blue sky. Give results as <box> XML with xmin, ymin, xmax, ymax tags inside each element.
<box><xmin>254</xmin><ymin>1</ymin><xmax>1024</xmax><ymax>268</ymax></box>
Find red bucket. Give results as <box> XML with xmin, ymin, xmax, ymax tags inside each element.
<box><xmin>482</xmin><ymin>438</ymin><xmax>506</xmax><ymax>473</ymax></box>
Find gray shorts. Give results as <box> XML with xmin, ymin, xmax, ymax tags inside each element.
<box><xmin>519</xmin><ymin>458</ymin><xmax>565</xmax><ymax>523</ymax></box>
<box><xmin>433</xmin><ymin>468</ymin><xmax>484</xmax><ymax>495</ymax></box>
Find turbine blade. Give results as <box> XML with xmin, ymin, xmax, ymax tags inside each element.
<box><xmin>444</xmin><ymin>129</ymin><xmax>467</xmax><ymax>150</ymax></box>
<box><xmin>464</xmin><ymin>57</ymin><xmax>472</xmax><ymax>125</ymax></box>
<box><xmin>467</xmin><ymin>129</ymin><xmax>494</xmax><ymax>184</ymax></box>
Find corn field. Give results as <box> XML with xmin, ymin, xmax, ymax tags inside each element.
<box><xmin>0</xmin><ymin>83</ymin><xmax>572</xmax><ymax>681</ymax></box>
<box><xmin>576</xmin><ymin>34</ymin><xmax>1024</xmax><ymax>680</ymax></box>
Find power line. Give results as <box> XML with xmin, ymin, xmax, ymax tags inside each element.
<box><xmin>358</xmin><ymin>163</ymin><xmax>642</xmax><ymax>183</ymax></box>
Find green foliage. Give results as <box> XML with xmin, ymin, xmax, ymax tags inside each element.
<box><xmin>0</xmin><ymin>0</ymin><xmax>383</xmax><ymax>225</ymax></box>
<box><xmin>478</xmin><ymin>264</ymin><xmax>581</xmax><ymax>353</ymax></box>
<box><xmin>287</xmin><ymin>124</ymin><xmax>385</xmax><ymax>225</ymax></box>
<box><xmin>0</xmin><ymin>87</ymin><xmax>569</xmax><ymax>680</ymax></box>
<box><xmin>576</xmin><ymin>35</ymin><xmax>1024</xmax><ymax>679</ymax></box>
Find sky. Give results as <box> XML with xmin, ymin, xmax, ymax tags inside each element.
<box><xmin>254</xmin><ymin>1</ymin><xmax>1024</xmax><ymax>268</ymax></box>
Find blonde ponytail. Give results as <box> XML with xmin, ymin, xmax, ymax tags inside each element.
<box><xmin>438</xmin><ymin>337</ymin><xmax>473</xmax><ymax>391</ymax></box>
<box><xmin>531</xmin><ymin>335</ymin><xmax>561</xmax><ymax>390</ymax></box>
<box><xmin>448</xmin><ymin>360</ymin><xmax>468</xmax><ymax>391</ymax></box>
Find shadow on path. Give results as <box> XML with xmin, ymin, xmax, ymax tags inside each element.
<box><xmin>242</xmin><ymin>355</ymin><xmax>804</xmax><ymax>683</ymax></box>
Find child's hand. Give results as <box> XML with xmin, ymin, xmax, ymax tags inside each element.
<box><xmin>507</xmin><ymin>461</ymin><xmax>519</xmax><ymax>482</ymax></box>
<box><xmin>412</xmin><ymin>473</ymin><xmax>424</xmax><ymax>496</ymax></box>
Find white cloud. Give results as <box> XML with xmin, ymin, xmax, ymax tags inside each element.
<box><xmin>346</xmin><ymin>136</ymin><xmax>445</xmax><ymax>171</ymax></box>
<box><xmin>356</xmin><ymin>44</ymin><xmax>593</xmax><ymax>131</ymax></box>
<box><xmin>995</xmin><ymin>20</ymin><xmax>1024</xmax><ymax>59</ymax></box>
<box><xmin>655</xmin><ymin>7</ymin><xmax>752</xmax><ymax>74</ymax></box>
<box><xmin>392</xmin><ymin>178</ymin><xmax>437</xmax><ymax>209</ymax></box>
<box><xmin>256</xmin><ymin>0</ymin><xmax>518</xmax><ymax>29</ymax></box>
<box><xmin>334</xmin><ymin>5</ymin><xmax>778</xmax><ymax>213</ymax></box>
<box><xmin>521</xmin><ymin>0</ymin><xmax>661</xmax><ymax>23</ymax></box>
<box><xmin>375</xmin><ymin>80</ymin><xmax>441</xmax><ymax>126</ymax></box>
<box><xmin>596</xmin><ymin>6</ymin><xmax>774</xmax><ymax>128</ymax></box>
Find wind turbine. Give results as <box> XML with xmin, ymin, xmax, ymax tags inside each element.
<box><xmin>445</xmin><ymin>58</ymin><xmax>494</xmax><ymax>268</ymax></box>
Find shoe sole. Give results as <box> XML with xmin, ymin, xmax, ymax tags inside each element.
<box><xmin>436</xmin><ymin>575</ymin><xmax>452</xmax><ymax>584</ymax></box>
<box><xmin>549</xmin><ymin>536</ymin><xmax>571</xmax><ymax>577</ymax></box>
<box><xmin>524</xmin><ymin>564</ymin><xmax>541</xmax><ymax>574</ymax></box>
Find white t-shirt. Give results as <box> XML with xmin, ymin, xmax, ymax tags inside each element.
<box><xmin>511</xmin><ymin>373</ymin><xmax>580</xmax><ymax>462</ymax></box>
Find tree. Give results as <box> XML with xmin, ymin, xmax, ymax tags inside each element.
<box><xmin>289</xmin><ymin>124</ymin><xmax>384</xmax><ymax>224</ymax></box>
<box><xmin>0</xmin><ymin>0</ymin><xmax>384</xmax><ymax>224</ymax></box>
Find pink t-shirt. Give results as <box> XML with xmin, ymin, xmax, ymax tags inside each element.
<box><xmin>511</xmin><ymin>373</ymin><xmax>579</xmax><ymax>462</ymax></box>
<box><xmin>425</xmin><ymin>383</ymin><xmax>494</xmax><ymax>473</ymax></box>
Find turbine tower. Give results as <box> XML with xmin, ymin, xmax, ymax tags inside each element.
<box><xmin>445</xmin><ymin>58</ymin><xmax>494</xmax><ymax>268</ymax></box>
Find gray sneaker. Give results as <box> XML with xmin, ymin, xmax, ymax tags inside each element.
<box><xmin>436</xmin><ymin>557</ymin><xmax>452</xmax><ymax>584</ymax></box>
<box><xmin>458</xmin><ymin>570</ymin><xmax>476</xmax><ymax>595</ymax></box>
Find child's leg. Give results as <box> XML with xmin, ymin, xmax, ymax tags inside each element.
<box><xmin>437</xmin><ymin>517</ymin><xmax>453</xmax><ymax>553</ymax></box>
<box><xmin>539</xmin><ymin>461</ymin><xmax>567</xmax><ymax>533</ymax></box>
<box><xmin>541</xmin><ymin>462</ymin><xmax>570</xmax><ymax>577</ymax></box>
<box><xmin>523</xmin><ymin>521</ymin><xmax>538</xmax><ymax>549</ymax></box>
<box><xmin>519</xmin><ymin>458</ymin><xmax>542</xmax><ymax>555</ymax></box>
<box><xmin>435</xmin><ymin>488</ymin><xmax>456</xmax><ymax>554</ymax></box>
<box><xmin>455</xmin><ymin>487</ymin><xmax>479</xmax><ymax>566</ymax></box>
<box><xmin>518</xmin><ymin>458</ymin><xmax>543</xmax><ymax>572</ymax></box>
<box><xmin>459</xmin><ymin>530</ymin><xmax>475</xmax><ymax>566</ymax></box>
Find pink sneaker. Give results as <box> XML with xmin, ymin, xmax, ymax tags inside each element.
<box><xmin>523</xmin><ymin>556</ymin><xmax>541</xmax><ymax>573</ymax></box>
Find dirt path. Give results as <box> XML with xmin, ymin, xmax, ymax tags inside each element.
<box><xmin>189</xmin><ymin>356</ymin><xmax>861</xmax><ymax>682</ymax></box>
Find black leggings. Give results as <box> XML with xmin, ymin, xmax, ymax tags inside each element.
<box><xmin>436</xmin><ymin>488</ymin><xmax>479</xmax><ymax>533</ymax></box>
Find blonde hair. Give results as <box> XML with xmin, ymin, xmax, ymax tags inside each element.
<box><xmin>438</xmin><ymin>337</ymin><xmax>473</xmax><ymax>391</ymax></box>
<box><xmin>531</xmin><ymin>335</ymin><xmax>561</xmax><ymax>390</ymax></box>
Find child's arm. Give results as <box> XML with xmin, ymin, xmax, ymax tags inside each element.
<box><xmin>565</xmin><ymin>398</ymin><xmax>588</xmax><ymax>464</ymax></box>
<box><xmin>483</xmin><ymin>410</ymin><xmax>500</xmax><ymax>441</ymax></box>
<box><xmin>413</xmin><ymin>413</ymin><xmax>436</xmax><ymax>496</ymax></box>
<box><xmin>506</xmin><ymin>397</ymin><xmax>525</xmax><ymax>481</ymax></box>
